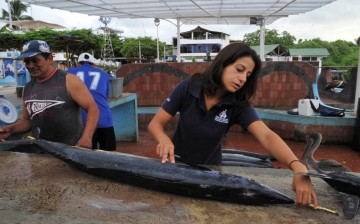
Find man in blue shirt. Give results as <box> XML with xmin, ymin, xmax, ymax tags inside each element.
<box><xmin>67</xmin><ymin>53</ymin><xmax>116</xmax><ymax>151</ymax></box>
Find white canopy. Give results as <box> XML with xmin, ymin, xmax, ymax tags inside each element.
<box><xmin>20</xmin><ymin>0</ymin><xmax>336</xmax><ymax>25</ymax></box>
<box><xmin>20</xmin><ymin>0</ymin><xmax>337</xmax><ymax>60</ymax></box>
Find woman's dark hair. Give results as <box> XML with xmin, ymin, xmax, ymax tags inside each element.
<box><xmin>194</xmin><ymin>42</ymin><xmax>261</xmax><ymax>105</ymax></box>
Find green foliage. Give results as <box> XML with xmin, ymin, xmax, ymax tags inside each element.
<box><xmin>110</xmin><ymin>33</ymin><xmax>123</xmax><ymax>58</ymax></box>
<box><xmin>1</xmin><ymin>0</ymin><xmax>33</xmax><ymax>21</ymax></box>
<box><xmin>0</xmin><ymin>25</ymin><xmax>357</xmax><ymax>67</ymax></box>
<box><xmin>0</xmin><ymin>31</ymin><xmax>23</xmax><ymax>50</ymax></box>
<box><xmin>121</xmin><ymin>36</ymin><xmax>164</xmax><ymax>60</ymax></box>
<box><xmin>243</xmin><ymin>29</ymin><xmax>358</xmax><ymax>66</ymax></box>
<box><xmin>293</xmin><ymin>38</ymin><xmax>358</xmax><ymax>66</ymax></box>
<box><xmin>243</xmin><ymin>29</ymin><xmax>296</xmax><ymax>48</ymax></box>
<box><xmin>0</xmin><ymin>28</ymin><xmax>104</xmax><ymax>65</ymax></box>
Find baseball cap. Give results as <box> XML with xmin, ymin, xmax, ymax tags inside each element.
<box><xmin>15</xmin><ymin>40</ymin><xmax>51</xmax><ymax>59</ymax></box>
<box><xmin>78</xmin><ymin>53</ymin><xmax>98</xmax><ymax>65</ymax></box>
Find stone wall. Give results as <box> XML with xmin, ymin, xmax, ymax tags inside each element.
<box><xmin>116</xmin><ymin>61</ymin><xmax>317</xmax><ymax>108</ymax></box>
<box><xmin>116</xmin><ymin>62</ymin><xmax>356</xmax><ymax>144</ymax></box>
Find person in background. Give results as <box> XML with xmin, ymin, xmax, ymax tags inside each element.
<box><xmin>148</xmin><ymin>42</ymin><xmax>318</xmax><ymax>207</ymax></box>
<box><xmin>67</xmin><ymin>52</ymin><xmax>116</xmax><ymax>151</ymax></box>
<box><xmin>0</xmin><ymin>40</ymin><xmax>99</xmax><ymax>148</ymax></box>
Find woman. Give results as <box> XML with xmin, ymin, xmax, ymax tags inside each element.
<box><xmin>148</xmin><ymin>43</ymin><xmax>318</xmax><ymax>207</ymax></box>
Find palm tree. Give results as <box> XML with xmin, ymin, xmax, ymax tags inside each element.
<box><xmin>1</xmin><ymin>0</ymin><xmax>33</xmax><ymax>21</ymax></box>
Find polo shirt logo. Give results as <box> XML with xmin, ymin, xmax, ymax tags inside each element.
<box><xmin>215</xmin><ymin>109</ymin><xmax>229</xmax><ymax>124</ymax></box>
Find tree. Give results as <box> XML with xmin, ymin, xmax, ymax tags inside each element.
<box><xmin>1</xmin><ymin>0</ymin><xmax>33</xmax><ymax>21</ymax></box>
<box><xmin>121</xmin><ymin>36</ymin><xmax>164</xmax><ymax>60</ymax></box>
<box><xmin>243</xmin><ymin>29</ymin><xmax>296</xmax><ymax>48</ymax></box>
<box><xmin>0</xmin><ymin>28</ymin><xmax>104</xmax><ymax>62</ymax></box>
<box><xmin>293</xmin><ymin>38</ymin><xmax>358</xmax><ymax>66</ymax></box>
<box><xmin>110</xmin><ymin>33</ymin><xmax>124</xmax><ymax>59</ymax></box>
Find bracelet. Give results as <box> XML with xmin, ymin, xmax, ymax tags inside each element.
<box><xmin>288</xmin><ymin>159</ymin><xmax>300</xmax><ymax>169</ymax></box>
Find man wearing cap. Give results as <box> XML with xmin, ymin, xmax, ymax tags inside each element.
<box><xmin>67</xmin><ymin>52</ymin><xmax>116</xmax><ymax>151</ymax></box>
<box><xmin>0</xmin><ymin>40</ymin><xmax>99</xmax><ymax>148</ymax></box>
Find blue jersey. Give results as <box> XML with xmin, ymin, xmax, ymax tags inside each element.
<box><xmin>67</xmin><ymin>64</ymin><xmax>113</xmax><ymax>128</ymax></box>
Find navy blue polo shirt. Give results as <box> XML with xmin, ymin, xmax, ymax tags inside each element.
<box><xmin>162</xmin><ymin>78</ymin><xmax>260</xmax><ymax>165</ymax></box>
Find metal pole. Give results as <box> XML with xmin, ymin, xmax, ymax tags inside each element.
<box><xmin>177</xmin><ymin>18</ymin><xmax>181</xmax><ymax>62</ymax></box>
<box><xmin>259</xmin><ymin>17</ymin><xmax>265</xmax><ymax>61</ymax></box>
<box><xmin>139</xmin><ymin>41</ymin><xmax>141</xmax><ymax>59</ymax></box>
<box><xmin>6</xmin><ymin>0</ymin><xmax>13</xmax><ymax>28</ymax></box>
<box><xmin>154</xmin><ymin>18</ymin><xmax>160</xmax><ymax>63</ymax></box>
<box><xmin>354</xmin><ymin>37</ymin><xmax>360</xmax><ymax>111</ymax></box>
<box><xmin>156</xmin><ymin>26</ymin><xmax>159</xmax><ymax>63</ymax></box>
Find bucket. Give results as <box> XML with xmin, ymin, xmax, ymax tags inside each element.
<box><xmin>109</xmin><ymin>77</ymin><xmax>124</xmax><ymax>98</ymax></box>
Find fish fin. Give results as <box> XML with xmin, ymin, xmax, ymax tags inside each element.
<box><xmin>338</xmin><ymin>192</ymin><xmax>360</xmax><ymax>219</ymax></box>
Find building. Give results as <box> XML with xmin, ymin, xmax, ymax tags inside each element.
<box><xmin>288</xmin><ymin>48</ymin><xmax>330</xmax><ymax>67</ymax></box>
<box><xmin>172</xmin><ymin>26</ymin><xmax>230</xmax><ymax>62</ymax></box>
<box><xmin>172</xmin><ymin>26</ymin><xmax>329</xmax><ymax>66</ymax></box>
<box><xmin>249</xmin><ymin>44</ymin><xmax>289</xmax><ymax>61</ymax></box>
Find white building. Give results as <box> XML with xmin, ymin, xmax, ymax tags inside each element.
<box><xmin>172</xmin><ymin>26</ymin><xmax>230</xmax><ymax>62</ymax></box>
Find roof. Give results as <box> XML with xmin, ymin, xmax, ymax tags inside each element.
<box><xmin>9</xmin><ymin>20</ymin><xmax>66</xmax><ymax>30</ymax></box>
<box><xmin>21</xmin><ymin>0</ymin><xmax>336</xmax><ymax>25</ymax></box>
<box><xmin>289</xmin><ymin>48</ymin><xmax>330</xmax><ymax>56</ymax></box>
<box><xmin>180</xmin><ymin>26</ymin><xmax>229</xmax><ymax>38</ymax></box>
<box><xmin>250</xmin><ymin>44</ymin><xmax>289</xmax><ymax>56</ymax></box>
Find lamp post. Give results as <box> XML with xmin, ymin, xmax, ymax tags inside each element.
<box><xmin>154</xmin><ymin>18</ymin><xmax>160</xmax><ymax>63</ymax></box>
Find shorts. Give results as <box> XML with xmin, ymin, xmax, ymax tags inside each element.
<box><xmin>92</xmin><ymin>126</ymin><xmax>116</xmax><ymax>151</ymax></box>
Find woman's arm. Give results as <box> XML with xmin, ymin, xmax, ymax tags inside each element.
<box><xmin>148</xmin><ymin>108</ymin><xmax>175</xmax><ymax>163</ymax></box>
<box><xmin>247</xmin><ymin>120</ymin><xmax>318</xmax><ymax>207</ymax></box>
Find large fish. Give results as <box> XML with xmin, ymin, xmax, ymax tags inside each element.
<box><xmin>0</xmin><ymin>138</ymin><xmax>35</xmax><ymax>151</ymax></box>
<box><xmin>300</xmin><ymin>132</ymin><xmax>360</xmax><ymax>218</ymax></box>
<box><xmin>222</xmin><ymin>148</ymin><xmax>276</xmax><ymax>161</ymax></box>
<box><xmin>221</xmin><ymin>149</ymin><xmax>274</xmax><ymax>168</ymax></box>
<box><xmin>0</xmin><ymin>137</ymin><xmax>294</xmax><ymax>205</ymax></box>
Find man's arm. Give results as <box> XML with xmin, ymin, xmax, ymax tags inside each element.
<box><xmin>66</xmin><ymin>73</ymin><xmax>99</xmax><ymax>148</ymax></box>
<box><xmin>0</xmin><ymin>101</ymin><xmax>31</xmax><ymax>140</ymax></box>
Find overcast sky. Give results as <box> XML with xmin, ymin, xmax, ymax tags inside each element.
<box><xmin>1</xmin><ymin>0</ymin><xmax>359</xmax><ymax>45</ymax></box>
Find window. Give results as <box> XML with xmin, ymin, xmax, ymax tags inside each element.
<box><xmin>180</xmin><ymin>44</ymin><xmax>221</xmax><ymax>53</ymax></box>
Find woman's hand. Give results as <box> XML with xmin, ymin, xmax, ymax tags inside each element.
<box><xmin>292</xmin><ymin>174</ymin><xmax>318</xmax><ymax>207</ymax></box>
<box><xmin>147</xmin><ymin>108</ymin><xmax>175</xmax><ymax>164</ymax></box>
<box><xmin>291</xmin><ymin>161</ymin><xmax>318</xmax><ymax>207</ymax></box>
<box><xmin>156</xmin><ymin>137</ymin><xmax>175</xmax><ymax>164</ymax></box>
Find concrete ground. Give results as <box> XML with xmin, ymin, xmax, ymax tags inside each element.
<box><xmin>0</xmin><ymin>150</ymin><xmax>359</xmax><ymax>224</ymax></box>
<box><xmin>1</xmin><ymin>85</ymin><xmax>360</xmax><ymax>223</ymax></box>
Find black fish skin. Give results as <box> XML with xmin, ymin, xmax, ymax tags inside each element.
<box><xmin>0</xmin><ymin>138</ymin><xmax>35</xmax><ymax>151</ymax></box>
<box><xmin>0</xmin><ymin>138</ymin><xmax>294</xmax><ymax>205</ymax></box>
